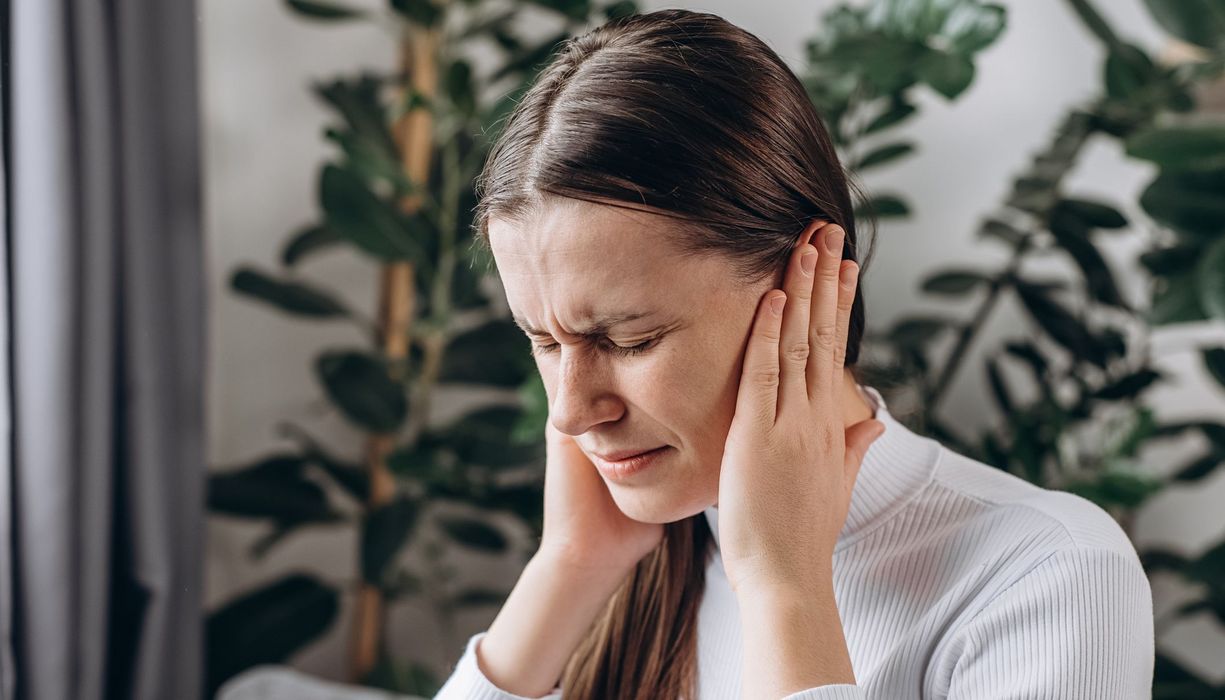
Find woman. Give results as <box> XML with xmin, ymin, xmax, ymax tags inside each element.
<box><xmin>434</xmin><ymin>9</ymin><xmax>1153</xmax><ymax>700</ymax></box>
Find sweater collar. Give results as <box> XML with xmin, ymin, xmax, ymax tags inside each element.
<box><xmin>702</xmin><ymin>384</ymin><xmax>939</xmax><ymax>552</ymax></box>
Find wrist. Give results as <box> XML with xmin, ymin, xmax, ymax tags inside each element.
<box><xmin>730</xmin><ymin>559</ymin><xmax>835</xmax><ymax>603</ymax></box>
<box><xmin>532</xmin><ymin>546</ymin><xmax>639</xmax><ymax>586</ymax></box>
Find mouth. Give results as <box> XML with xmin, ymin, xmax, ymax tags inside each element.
<box><xmin>590</xmin><ymin>446</ymin><xmax>671</xmax><ymax>481</ymax></box>
<box><xmin>592</xmin><ymin>446</ymin><xmax>667</xmax><ymax>462</ymax></box>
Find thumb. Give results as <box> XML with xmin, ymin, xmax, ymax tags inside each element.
<box><xmin>844</xmin><ymin>419</ymin><xmax>885</xmax><ymax>475</ymax></box>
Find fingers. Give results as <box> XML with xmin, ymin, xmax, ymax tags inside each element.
<box><xmin>777</xmin><ymin>236</ymin><xmax>819</xmax><ymax>414</ymax></box>
<box><xmin>736</xmin><ymin>290</ymin><xmax>787</xmax><ymax>427</ymax></box>
<box><xmin>807</xmin><ymin>223</ymin><xmax>846</xmax><ymax>401</ymax></box>
<box><xmin>832</xmin><ymin>259</ymin><xmax>859</xmax><ymax>374</ymax></box>
<box><xmin>843</xmin><ymin>418</ymin><xmax>886</xmax><ymax>494</ymax></box>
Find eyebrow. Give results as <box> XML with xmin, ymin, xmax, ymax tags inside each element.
<box><xmin>512</xmin><ymin>311</ymin><xmax>658</xmax><ymax>339</ymax></box>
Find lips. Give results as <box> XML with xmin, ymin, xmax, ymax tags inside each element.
<box><xmin>592</xmin><ymin>446</ymin><xmax>666</xmax><ymax>462</ymax></box>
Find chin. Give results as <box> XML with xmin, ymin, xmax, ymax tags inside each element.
<box><xmin>608</xmin><ymin>484</ymin><xmax>707</xmax><ymax>525</ymax></box>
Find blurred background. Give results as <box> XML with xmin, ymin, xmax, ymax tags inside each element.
<box><xmin>5</xmin><ymin>0</ymin><xmax>1225</xmax><ymax>698</ymax></box>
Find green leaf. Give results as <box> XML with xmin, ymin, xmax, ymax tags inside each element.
<box><xmin>1064</xmin><ymin>469</ymin><xmax>1163</xmax><ymax>509</ymax></box>
<box><xmin>1202</xmin><ymin>347</ymin><xmax>1225</xmax><ymax>388</ymax></box>
<box><xmin>920</xmin><ymin>269</ymin><xmax>991</xmax><ymax>295</ymax></box>
<box><xmin>438</xmin><ymin>319</ymin><xmax>535</xmax><ymax>388</ymax></box>
<box><xmin>851</xmin><ymin>141</ymin><xmax>915</xmax><ymax>171</ymax></box>
<box><xmin>1046</xmin><ymin>215</ymin><xmax>1129</xmax><ymax>310</ymax></box>
<box><xmin>1013</xmin><ymin>280</ymin><xmax>1110</xmax><ymax>368</ymax></box>
<box><xmin>279</xmin><ymin>424</ymin><xmax>370</xmax><ymax>502</ymax></box>
<box><xmin>445</xmin><ymin>60</ymin><xmax>476</xmax><ymax>115</ymax></box>
<box><xmin>512</xmin><ymin>373</ymin><xmax>550</xmax><ymax>444</ymax></box>
<box><xmin>315</xmin><ymin>76</ymin><xmax>399</xmax><ymax>154</ymax></box>
<box><xmin>1172</xmin><ymin>452</ymin><xmax>1223</xmax><ymax>481</ymax></box>
<box><xmin>1091</xmin><ymin>369</ymin><xmax>1164</xmax><ymax>400</ymax></box>
<box><xmin>1142</xmin><ymin>0</ymin><xmax>1225</xmax><ymax>50</ymax></box>
<box><xmin>1148</xmin><ymin>270</ymin><xmax>1210</xmax><ymax>325</ymax></box>
<box><xmin>282</xmin><ymin>225</ymin><xmax>343</xmax><ymax>267</ymax></box>
<box><xmin>436</xmin><ymin>514</ymin><xmax>508</xmax><ymax>552</ymax></box>
<box><xmin>285</xmin><ymin>0</ymin><xmax>366</xmax><ymax>20</ymax></box>
<box><xmin>1139</xmin><ymin>243</ymin><xmax>1202</xmax><ymax>276</ymax></box>
<box><xmin>361</xmin><ymin>496</ymin><xmax>420</xmax><ymax>585</ymax></box>
<box><xmin>1195</xmin><ymin>235</ymin><xmax>1225</xmax><ymax>321</ymax></box>
<box><xmin>1141</xmin><ymin>548</ymin><xmax>1189</xmax><ymax>572</ymax></box>
<box><xmin>206</xmin><ymin>574</ymin><xmax>340</xmax><ymax>698</ymax></box>
<box><xmin>985</xmin><ymin>357</ymin><xmax>1014</xmax><ymax>415</ymax></box>
<box><xmin>319</xmin><ymin>164</ymin><xmax>430</xmax><ymax>263</ymax></box>
<box><xmin>1127</xmin><ymin>126</ymin><xmax>1225</xmax><ymax>171</ymax></box>
<box><xmin>1187</xmin><ymin>540</ymin><xmax>1225</xmax><ymax>586</ymax></box>
<box><xmin>1203</xmin><ymin>423</ymin><xmax>1225</xmax><ymax>452</ymax></box>
<box><xmin>208</xmin><ymin>455</ymin><xmax>341</xmax><ymax>524</ymax></box>
<box><xmin>916</xmin><ymin>49</ymin><xmax>975</xmax><ymax>99</ymax></box>
<box><xmin>1153</xmin><ymin>653</ymin><xmax>1220</xmax><ymax>699</ymax></box>
<box><xmin>390</xmin><ymin>0</ymin><xmax>444</xmax><ymax>26</ymax></box>
<box><xmin>522</xmin><ymin>0</ymin><xmax>592</xmax><ymax>21</ymax></box>
<box><xmin>854</xmin><ymin>194</ymin><xmax>910</xmax><ymax>219</ymax></box>
<box><xmin>477</xmin><ymin>479</ymin><xmax>545</xmax><ymax>537</ymax></box>
<box><xmin>316</xmin><ymin>350</ymin><xmax>408</xmax><ymax>433</ymax></box>
<box><xmin>231</xmin><ymin>267</ymin><xmax>350</xmax><ymax>318</ymax></box>
<box><xmin>1054</xmin><ymin>198</ymin><xmax>1128</xmax><ymax>229</ymax></box>
<box><xmin>979</xmin><ymin>218</ymin><xmax>1028</xmax><ymax>246</ymax></box>
<box><xmin>863</xmin><ymin>99</ymin><xmax>917</xmax><ymax>135</ymax></box>
<box><xmin>602</xmin><ymin>0</ymin><xmax>639</xmax><ymax>20</ymax></box>
<box><xmin>943</xmin><ymin>2</ymin><xmax>1007</xmax><ymax>53</ymax></box>
<box><xmin>1138</xmin><ymin>167</ymin><xmax>1225</xmax><ymax>238</ymax></box>
<box><xmin>1105</xmin><ymin>43</ymin><xmax>1157</xmax><ymax>101</ymax></box>
<box><xmin>886</xmin><ymin>315</ymin><xmax>955</xmax><ymax>348</ymax></box>
<box><xmin>437</xmin><ymin>405</ymin><xmax>546</xmax><ymax>467</ymax></box>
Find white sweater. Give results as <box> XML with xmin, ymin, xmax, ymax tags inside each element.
<box><xmin>433</xmin><ymin>385</ymin><xmax>1154</xmax><ymax>699</ymax></box>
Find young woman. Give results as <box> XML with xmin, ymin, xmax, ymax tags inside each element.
<box><xmin>433</xmin><ymin>9</ymin><xmax>1153</xmax><ymax>700</ymax></box>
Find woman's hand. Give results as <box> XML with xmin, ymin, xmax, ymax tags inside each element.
<box><xmin>535</xmin><ymin>420</ymin><xmax>665</xmax><ymax>576</ymax></box>
<box><xmin>718</xmin><ymin>220</ymin><xmax>886</xmax><ymax>597</ymax></box>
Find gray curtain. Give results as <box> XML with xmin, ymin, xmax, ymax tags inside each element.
<box><xmin>4</xmin><ymin>0</ymin><xmax>205</xmax><ymax>699</ymax></box>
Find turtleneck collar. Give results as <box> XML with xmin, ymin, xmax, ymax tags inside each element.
<box><xmin>703</xmin><ymin>384</ymin><xmax>939</xmax><ymax>553</ymax></box>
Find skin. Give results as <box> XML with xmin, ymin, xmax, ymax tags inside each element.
<box><xmin>489</xmin><ymin>196</ymin><xmax>877</xmax><ymax>526</ymax></box>
<box><xmin>478</xmin><ymin>195</ymin><xmax>884</xmax><ymax>696</ymax></box>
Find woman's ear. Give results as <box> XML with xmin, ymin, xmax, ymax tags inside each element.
<box><xmin>796</xmin><ymin>218</ymin><xmax>830</xmax><ymax>249</ymax></box>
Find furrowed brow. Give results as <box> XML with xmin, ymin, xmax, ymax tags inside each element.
<box><xmin>512</xmin><ymin>311</ymin><xmax>656</xmax><ymax>339</ymax></box>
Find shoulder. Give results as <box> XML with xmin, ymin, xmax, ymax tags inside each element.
<box><xmin>928</xmin><ymin>447</ymin><xmax>1140</xmax><ymax>564</ymax></box>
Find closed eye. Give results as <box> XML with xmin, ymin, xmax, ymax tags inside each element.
<box><xmin>530</xmin><ymin>337</ymin><xmax>659</xmax><ymax>357</ymax></box>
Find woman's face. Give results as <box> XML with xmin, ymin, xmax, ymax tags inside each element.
<box><xmin>488</xmin><ymin>196</ymin><xmax>774</xmax><ymax>524</ymax></box>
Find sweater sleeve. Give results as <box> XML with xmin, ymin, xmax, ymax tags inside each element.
<box><xmin>432</xmin><ymin>631</ymin><xmax>564</xmax><ymax>700</ymax></box>
<box><xmin>944</xmin><ymin>547</ymin><xmax>1154</xmax><ymax>699</ymax></box>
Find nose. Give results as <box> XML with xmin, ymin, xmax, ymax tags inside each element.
<box><xmin>547</xmin><ymin>345</ymin><xmax>624</xmax><ymax>437</ymax></box>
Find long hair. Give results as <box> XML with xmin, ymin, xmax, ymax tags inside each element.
<box><xmin>471</xmin><ymin>9</ymin><xmax>875</xmax><ymax>698</ymax></box>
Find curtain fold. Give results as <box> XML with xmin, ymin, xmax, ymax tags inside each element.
<box><xmin>5</xmin><ymin>1</ymin><xmax>205</xmax><ymax>699</ymax></box>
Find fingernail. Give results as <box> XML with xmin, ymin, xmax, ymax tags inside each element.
<box><xmin>800</xmin><ymin>250</ymin><xmax>817</xmax><ymax>276</ymax></box>
<box><xmin>826</xmin><ymin>227</ymin><xmax>844</xmax><ymax>254</ymax></box>
<box><xmin>770</xmin><ymin>295</ymin><xmax>786</xmax><ymax>316</ymax></box>
<box><xmin>840</xmin><ymin>264</ymin><xmax>856</xmax><ymax>286</ymax></box>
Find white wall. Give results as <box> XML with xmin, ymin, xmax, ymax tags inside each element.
<box><xmin>202</xmin><ymin>0</ymin><xmax>1225</xmax><ymax>685</ymax></box>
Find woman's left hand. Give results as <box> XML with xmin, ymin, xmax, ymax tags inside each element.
<box><xmin>718</xmin><ymin>220</ymin><xmax>886</xmax><ymax>597</ymax></box>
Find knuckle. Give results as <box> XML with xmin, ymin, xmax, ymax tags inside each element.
<box><xmin>813</xmin><ymin>321</ymin><xmax>839</xmax><ymax>348</ymax></box>
<box><xmin>784</xmin><ymin>340</ymin><xmax>811</xmax><ymax>364</ymax></box>
<box><xmin>838</xmin><ymin>285</ymin><xmax>856</xmax><ymax>310</ymax></box>
<box><xmin>820</xmin><ymin>262</ymin><xmax>842</xmax><ymax>283</ymax></box>
<box><xmin>751</xmin><ymin>368</ymin><xmax>780</xmax><ymax>389</ymax></box>
<box><xmin>832</xmin><ymin>340</ymin><xmax>847</xmax><ymax>367</ymax></box>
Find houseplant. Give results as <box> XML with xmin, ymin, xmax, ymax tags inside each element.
<box><xmin>812</xmin><ymin>0</ymin><xmax>1225</xmax><ymax>695</ymax></box>
<box><xmin>206</xmin><ymin>0</ymin><xmax>637</xmax><ymax>696</ymax></box>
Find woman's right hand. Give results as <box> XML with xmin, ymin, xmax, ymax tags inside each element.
<box><xmin>535</xmin><ymin>420</ymin><xmax>665</xmax><ymax>576</ymax></box>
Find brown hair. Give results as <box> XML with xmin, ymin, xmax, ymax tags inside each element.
<box><xmin>471</xmin><ymin>8</ymin><xmax>875</xmax><ymax>699</ymax></box>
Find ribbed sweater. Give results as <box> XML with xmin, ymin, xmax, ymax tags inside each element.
<box><xmin>433</xmin><ymin>385</ymin><xmax>1154</xmax><ymax>699</ymax></box>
